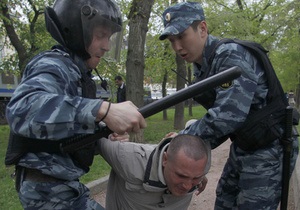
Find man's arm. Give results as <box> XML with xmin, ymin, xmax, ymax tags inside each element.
<box><xmin>97</xmin><ymin>138</ymin><xmax>155</xmax><ymax>182</ymax></box>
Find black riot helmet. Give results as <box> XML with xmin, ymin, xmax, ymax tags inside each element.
<box><xmin>45</xmin><ymin>0</ymin><xmax>122</xmax><ymax>59</ymax></box>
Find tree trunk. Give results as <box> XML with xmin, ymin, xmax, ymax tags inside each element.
<box><xmin>0</xmin><ymin>3</ymin><xmax>28</xmax><ymax>71</ymax></box>
<box><xmin>126</xmin><ymin>0</ymin><xmax>154</xmax><ymax>142</ymax></box>
<box><xmin>174</xmin><ymin>54</ymin><xmax>186</xmax><ymax>130</ymax></box>
<box><xmin>170</xmin><ymin>0</ymin><xmax>186</xmax><ymax>130</ymax></box>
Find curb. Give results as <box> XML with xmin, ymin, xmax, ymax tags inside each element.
<box><xmin>86</xmin><ymin>175</ymin><xmax>109</xmax><ymax>196</ymax></box>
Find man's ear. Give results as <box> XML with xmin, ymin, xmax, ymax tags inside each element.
<box><xmin>162</xmin><ymin>151</ymin><xmax>168</xmax><ymax>167</ymax></box>
<box><xmin>199</xmin><ymin>21</ymin><xmax>207</xmax><ymax>33</ymax></box>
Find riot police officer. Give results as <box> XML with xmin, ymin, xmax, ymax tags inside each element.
<box><xmin>159</xmin><ymin>2</ymin><xmax>298</xmax><ymax>210</ymax></box>
<box><xmin>5</xmin><ymin>0</ymin><xmax>146</xmax><ymax>209</ymax></box>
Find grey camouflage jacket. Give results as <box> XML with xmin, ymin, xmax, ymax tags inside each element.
<box><xmin>182</xmin><ymin>35</ymin><xmax>268</xmax><ymax>149</ymax></box>
<box><xmin>5</xmin><ymin>47</ymin><xmax>103</xmax><ymax>180</ymax></box>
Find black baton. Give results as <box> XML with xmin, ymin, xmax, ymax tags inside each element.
<box><xmin>62</xmin><ymin>66</ymin><xmax>242</xmax><ymax>152</ymax></box>
<box><xmin>139</xmin><ymin>66</ymin><xmax>242</xmax><ymax>118</ymax></box>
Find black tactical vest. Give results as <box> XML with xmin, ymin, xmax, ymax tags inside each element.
<box><xmin>192</xmin><ymin>38</ymin><xmax>297</xmax><ymax>151</ymax></box>
<box><xmin>69</xmin><ymin>57</ymin><xmax>97</xmax><ymax>171</ymax></box>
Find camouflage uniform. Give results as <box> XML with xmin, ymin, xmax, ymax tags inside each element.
<box><xmin>182</xmin><ymin>35</ymin><xmax>299</xmax><ymax>210</ymax></box>
<box><xmin>160</xmin><ymin>2</ymin><xmax>299</xmax><ymax>210</ymax></box>
<box><xmin>6</xmin><ymin>47</ymin><xmax>104</xmax><ymax>210</ymax></box>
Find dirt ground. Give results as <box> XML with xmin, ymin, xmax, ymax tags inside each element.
<box><xmin>186</xmin><ymin>140</ymin><xmax>230</xmax><ymax>210</ymax></box>
<box><xmin>93</xmin><ymin>140</ymin><xmax>295</xmax><ymax>210</ymax></box>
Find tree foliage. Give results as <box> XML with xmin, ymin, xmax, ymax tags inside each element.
<box><xmin>0</xmin><ymin>0</ymin><xmax>55</xmax><ymax>74</ymax></box>
<box><xmin>0</xmin><ymin>0</ymin><xmax>299</xmax><ymax>121</ymax></box>
<box><xmin>202</xmin><ymin>0</ymin><xmax>300</xmax><ymax>92</ymax></box>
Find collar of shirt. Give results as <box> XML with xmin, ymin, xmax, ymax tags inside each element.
<box><xmin>157</xmin><ymin>143</ymin><xmax>170</xmax><ymax>185</ymax></box>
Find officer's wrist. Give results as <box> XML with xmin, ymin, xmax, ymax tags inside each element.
<box><xmin>97</xmin><ymin>101</ymin><xmax>111</xmax><ymax>122</ymax></box>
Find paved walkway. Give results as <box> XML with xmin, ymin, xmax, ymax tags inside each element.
<box><xmin>88</xmin><ymin>140</ymin><xmax>299</xmax><ymax>209</ymax></box>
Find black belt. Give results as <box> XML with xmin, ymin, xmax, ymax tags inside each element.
<box><xmin>23</xmin><ymin>167</ymin><xmax>65</xmax><ymax>182</ymax></box>
<box><xmin>16</xmin><ymin>166</ymin><xmax>66</xmax><ymax>182</ymax></box>
<box><xmin>15</xmin><ymin>166</ymin><xmax>66</xmax><ymax>192</ymax></box>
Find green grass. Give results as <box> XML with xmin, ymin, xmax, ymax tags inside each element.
<box><xmin>0</xmin><ymin>125</ymin><xmax>20</xmax><ymax>210</ymax></box>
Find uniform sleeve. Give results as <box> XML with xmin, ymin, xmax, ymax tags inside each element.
<box><xmin>182</xmin><ymin>43</ymin><xmax>267</xmax><ymax>149</ymax></box>
<box><xmin>5</xmin><ymin>55</ymin><xmax>102</xmax><ymax>139</ymax></box>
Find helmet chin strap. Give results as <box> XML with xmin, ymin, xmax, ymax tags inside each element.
<box><xmin>94</xmin><ymin>68</ymin><xmax>108</xmax><ymax>91</ymax></box>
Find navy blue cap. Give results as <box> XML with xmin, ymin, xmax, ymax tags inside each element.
<box><xmin>159</xmin><ymin>2</ymin><xmax>205</xmax><ymax>40</ymax></box>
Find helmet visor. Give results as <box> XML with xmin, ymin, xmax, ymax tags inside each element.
<box><xmin>103</xmin><ymin>30</ymin><xmax>123</xmax><ymax>61</ymax></box>
<box><xmin>81</xmin><ymin>4</ymin><xmax>122</xmax><ymax>60</ymax></box>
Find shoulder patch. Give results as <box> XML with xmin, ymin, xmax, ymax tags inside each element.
<box><xmin>220</xmin><ymin>81</ymin><xmax>233</xmax><ymax>89</ymax></box>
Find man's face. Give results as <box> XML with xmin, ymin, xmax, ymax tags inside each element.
<box><xmin>167</xmin><ymin>22</ymin><xmax>207</xmax><ymax>64</ymax></box>
<box><xmin>115</xmin><ymin>79</ymin><xmax>122</xmax><ymax>87</ymax></box>
<box><xmin>162</xmin><ymin>149</ymin><xmax>207</xmax><ymax>196</ymax></box>
<box><xmin>86</xmin><ymin>26</ymin><xmax>113</xmax><ymax>69</ymax></box>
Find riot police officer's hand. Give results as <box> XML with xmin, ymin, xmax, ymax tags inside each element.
<box><xmin>195</xmin><ymin>175</ymin><xmax>208</xmax><ymax>196</ymax></box>
<box><xmin>109</xmin><ymin>132</ymin><xmax>129</xmax><ymax>142</ymax></box>
<box><xmin>97</xmin><ymin>101</ymin><xmax>146</xmax><ymax>134</ymax></box>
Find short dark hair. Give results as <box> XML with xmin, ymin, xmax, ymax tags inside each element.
<box><xmin>115</xmin><ymin>75</ymin><xmax>123</xmax><ymax>81</ymax></box>
<box><xmin>190</xmin><ymin>20</ymin><xmax>209</xmax><ymax>34</ymax></box>
<box><xmin>167</xmin><ymin>134</ymin><xmax>208</xmax><ymax>161</ymax></box>
<box><xmin>191</xmin><ymin>20</ymin><xmax>201</xmax><ymax>31</ymax></box>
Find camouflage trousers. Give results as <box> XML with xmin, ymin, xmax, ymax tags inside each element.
<box><xmin>18</xmin><ymin>177</ymin><xmax>105</xmax><ymax>210</ymax></box>
<box><xmin>215</xmin><ymin>137</ymin><xmax>299</xmax><ymax>210</ymax></box>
